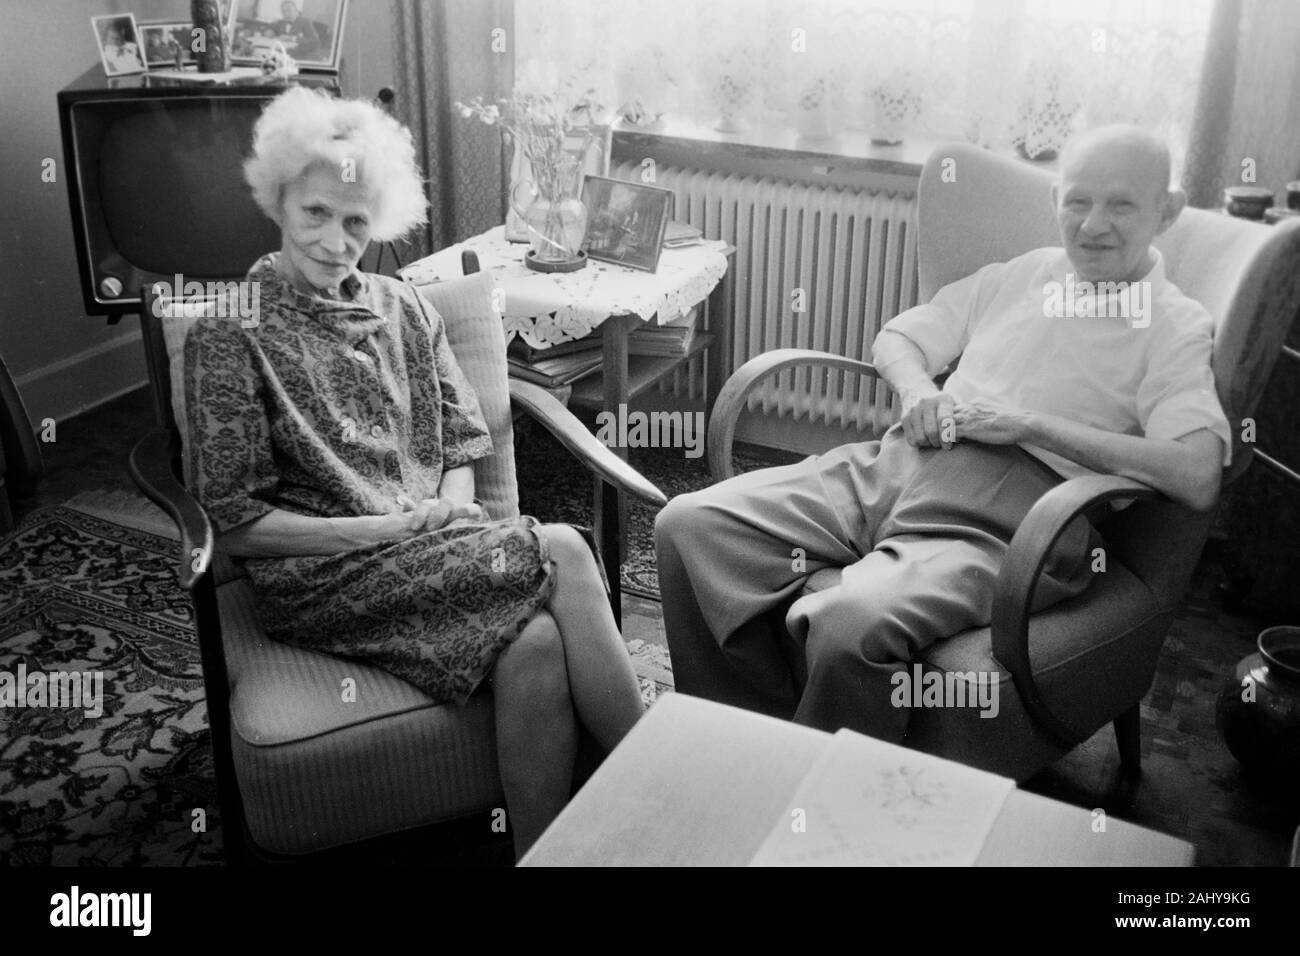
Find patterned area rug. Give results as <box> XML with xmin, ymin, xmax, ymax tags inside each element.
<box><xmin>0</xmin><ymin>503</ymin><xmax>220</xmax><ymax>865</ymax></box>
<box><xmin>0</xmin><ymin>496</ymin><xmax>674</xmax><ymax>865</ymax></box>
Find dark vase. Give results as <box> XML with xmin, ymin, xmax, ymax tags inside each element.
<box><xmin>1216</xmin><ymin>626</ymin><xmax>1300</xmax><ymax>785</ymax></box>
<box><xmin>191</xmin><ymin>0</ymin><xmax>230</xmax><ymax>73</ymax></box>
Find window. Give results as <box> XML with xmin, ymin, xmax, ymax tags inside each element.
<box><xmin>516</xmin><ymin>0</ymin><xmax>1213</xmax><ymax>170</ymax></box>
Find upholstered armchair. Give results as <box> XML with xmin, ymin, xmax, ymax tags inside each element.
<box><xmin>695</xmin><ymin>143</ymin><xmax>1300</xmax><ymax>781</ymax></box>
<box><xmin>129</xmin><ymin>253</ymin><xmax>665</xmax><ymax>862</ymax></box>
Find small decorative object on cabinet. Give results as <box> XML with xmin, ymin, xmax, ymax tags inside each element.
<box><xmin>191</xmin><ymin>0</ymin><xmax>231</xmax><ymax>73</ymax></box>
<box><xmin>1217</xmin><ymin>626</ymin><xmax>1300</xmax><ymax>787</ymax></box>
<box><xmin>91</xmin><ymin>14</ymin><xmax>147</xmax><ymax>77</ymax></box>
<box><xmin>458</xmin><ymin>81</ymin><xmax>607</xmax><ymax>272</ymax></box>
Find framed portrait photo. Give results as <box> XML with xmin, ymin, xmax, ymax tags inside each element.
<box><xmin>91</xmin><ymin>14</ymin><xmax>147</xmax><ymax>77</ymax></box>
<box><xmin>139</xmin><ymin>21</ymin><xmax>195</xmax><ymax>68</ymax></box>
<box><xmin>581</xmin><ymin>176</ymin><xmax>674</xmax><ymax>273</ymax></box>
<box><xmin>230</xmin><ymin>0</ymin><xmax>348</xmax><ymax>72</ymax></box>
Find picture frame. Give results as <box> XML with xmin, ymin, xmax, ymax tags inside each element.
<box><xmin>91</xmin><ymin>14</ymin><xmax>147</xmax><ymax>77</ymax></box>
<box><xmin>580</xmin><ymin>176</ymin><xmax>675</xmax><ymax>273</ymax></box>
<box><xmin>139</xmin><ymin>21</ymin><xmax>196</xmax><ymax>69</ymax></box>
<box><xmin>229</xmin><ymin>0</ymin><xmax>348</xmax><ymax>72</ymax></box>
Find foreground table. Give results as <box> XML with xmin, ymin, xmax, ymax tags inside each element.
<box><xmin>520</xmin><ymin>694</ymin><xmax>1195</xmax><ymax>867</ymax></box>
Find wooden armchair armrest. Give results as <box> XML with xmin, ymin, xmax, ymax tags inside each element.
<box><xmin>508</xmin><ymin>378</ymin><xmax>667</xmax><ymax>509</ymax></box>
<box><xmin>128</xmin><ymin>428</ymin><xmax>213</xmax><ymax>591</ymax></box>
<box><xmin>707</xmin><ymin>349</ymin><xmax>881</xmax><ymax>480</ymax></box>
<box><xmin>991</xmin><ymin>473</ymin><xmax>1165</xmax><ymax>747</ymax></box>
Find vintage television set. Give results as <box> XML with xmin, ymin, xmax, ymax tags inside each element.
<box><xmin>58</xmin><ymin>67</ymin><xmax>338</xmax><ymax>320</ymax></box>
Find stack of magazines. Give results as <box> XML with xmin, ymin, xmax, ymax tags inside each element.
<box><xmin>628</xmin><ymin>306</ymin><xmax>700</xmax><ymax>356</ymax></box>
<box><xmin>506</xmin><ymin>332</ymin><xmax>603</xmax><ymax>387</ymax></box>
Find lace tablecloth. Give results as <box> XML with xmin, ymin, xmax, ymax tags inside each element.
<box><xmin>400</xmin><ymin>226</ymin><xmax>730</xmax><ymax>350</ymax></box>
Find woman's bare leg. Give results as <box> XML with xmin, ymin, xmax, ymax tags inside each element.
<box><xmin>489</xmin><ymin>609</ymin><xmax>576</xmax><ymax>859</ymax></box>
<box><xmin>537</xmin><ymin>523</ymin><xmax>644</xmax><ymax>753</ymax></box>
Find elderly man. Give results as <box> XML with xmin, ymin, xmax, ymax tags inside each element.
<box><xmin>654</xmin><ymin>126</ymin><xmax>1231</xmax><ymax>743</ymax></box>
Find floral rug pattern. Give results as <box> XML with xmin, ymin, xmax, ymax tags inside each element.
<box><xmin>0</xmin><ymin>502</ymin><xmax>674</xmax><ymax>865</ymax></box>
<box><xmin>0</xmin><ymin>506</ymin><xmax>221</xmax><ymax>865</ymax></box>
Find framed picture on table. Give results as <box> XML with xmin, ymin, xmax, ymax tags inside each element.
<box><xmin>230</xmin><ymin>0</ymin><xmax>347</xmax><ymax>71</ymax></box>
<box><xmin>580</xmin><ymin>176</ymin><xmax>674</xmax><ymax>273</ymax></box>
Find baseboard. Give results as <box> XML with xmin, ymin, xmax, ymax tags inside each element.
<box><xmin>12</xmin><ymin>331</ymin><xmax>147</xmax><ymax>429</ymax></box>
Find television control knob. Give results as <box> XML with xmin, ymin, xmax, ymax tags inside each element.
<box><xmin>99</xmin><ymin>276</ymin><xmax>123</xmax><ymax>299</ymax></box>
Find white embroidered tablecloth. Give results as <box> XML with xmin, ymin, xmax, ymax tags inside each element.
<box><xmin>399</xmin><ymin>226</ymin><xmax>730</xmax><ymax>350</ymax></box>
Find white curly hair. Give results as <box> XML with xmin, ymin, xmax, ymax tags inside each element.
<box><xmin>244</xmin><ymin>86</ymin><xmax>427</xmax><ymax>242</ymax></box>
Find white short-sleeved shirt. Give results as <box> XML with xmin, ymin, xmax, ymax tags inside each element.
<box><xmin>877</xmin><ymin>247</ymin><xmax>1232</xmax><ymax>480</ymax></box>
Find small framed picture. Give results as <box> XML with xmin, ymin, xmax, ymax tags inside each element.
<box><xmin>581</xmin><ymin>176</ymin><xmax>674</xmax><ymax>273</ymax></box>
<box><xmin>139</xmin><ymin>21</ymin><xmax>195</xmax><ymax>68</ymax></box>
<box><xmin>91</xmin><ymin>14</ymin><xmax>147</xmax><ymax>77</ymax></box>
<box><xmin>230</xmin><ymin>0</ymin><xmax>348</xmax><ymax>72</ymax></box>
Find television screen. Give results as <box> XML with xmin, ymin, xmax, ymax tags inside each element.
<box><xmin>95</xmin><ymin>100</ymin><xmax>276</xmax><ymax>278</ymax></box>
<box><xmin>59</xmin><ymin>77</ymin><xmax>299</xmax><ymax>316</ymax></box>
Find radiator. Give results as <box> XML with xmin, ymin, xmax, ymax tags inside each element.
<box><xmin>611</xmin><ymin>161</ymin><xmax>919</xmax><ymax>438</ymax></box>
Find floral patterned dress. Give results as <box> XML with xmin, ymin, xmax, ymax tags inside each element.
<box><xmin>183</xmin><ymin>255</ymin><xmax>554</xmax><ymax>704</ymax></box>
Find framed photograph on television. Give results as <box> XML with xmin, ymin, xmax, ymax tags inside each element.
<box><xmin>581</xmin><ymin>176</ymin><xmax>674</xmax><ymax>273</ymax></box>
<box><xmin>230</xmin><ymin>0</ymin><xmax>347</xmax><ymax>72</ymax></box>
<box><xmin>139</xmin><ymin>21</ymin><xmax>195</xmax><ymax>68</ymax></box>
<box><xmin>91</xmin><ymin>14</ymin><xmax>147</xmax><ymax>77</ymax></box>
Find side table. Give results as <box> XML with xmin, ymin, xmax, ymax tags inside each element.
<box><xmin>402</xmin><ymin>230</ymin><xmax>735</xmax><ymax>621</ymax></box>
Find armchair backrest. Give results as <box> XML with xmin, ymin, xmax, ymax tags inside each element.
<box><xmin>139</xmin><ymin>265</ymin><xmax>520</xmax><ymax>523</ymax></box>
<box><xmin>409</xmin><ymin>270</ymin><xmax>520</xmax><ymax>519</ymax></box>
<box><xmin>918</xmin><ymin>142</ymin><xmax>1300</xmax><ymax>483</ymax></box>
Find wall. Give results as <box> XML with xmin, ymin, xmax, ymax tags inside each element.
<box><xmin>0</xmin><ymin>0</ymin><xmax>393</xmax><ymax>431</ymax></box>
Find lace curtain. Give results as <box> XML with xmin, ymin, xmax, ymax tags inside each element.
<box><xmin>515</xmin><ymin>0</ymin><xmax>1212</xmax><ymax>170</ymax></box>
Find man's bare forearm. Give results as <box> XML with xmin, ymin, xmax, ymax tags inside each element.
<box><xmin>1022</xmin><ymin>412</ymin><xmax>1222</xmax><ymax>511</ymax></box>
<box><xmin>873</xmin><ymin>330</ymin><xmax>941</xmax><ymax>402</ymax></box>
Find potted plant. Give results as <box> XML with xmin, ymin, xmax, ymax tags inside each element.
<box><xmin>867</xmin><ymin>69</ymin><xmax>922</xmax><ymax>146</ymax></box>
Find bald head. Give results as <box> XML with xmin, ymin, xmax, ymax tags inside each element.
<box><xmin>1052</xmin><ymin>125</ymin><xmax>1184</xmax><ymax>282</ymax></box>
<box><xmin>1059</xmin><ymin>125</ymin><xmax>1172</xmax><ymax>203</ymax></box>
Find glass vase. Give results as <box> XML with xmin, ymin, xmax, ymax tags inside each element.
<box><xmin>511</xmin><ymin>157</ymin><xmax>588</xmax><ymax>269</ymax></box>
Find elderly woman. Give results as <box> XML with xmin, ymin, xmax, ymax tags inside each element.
<box><xmin>183</xmin><ymin>87</ymin><xmax>644</xmax><ymax>858</ymax></box>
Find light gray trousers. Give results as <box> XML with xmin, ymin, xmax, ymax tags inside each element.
<box><xmin>654</xmin><ymin>426</ymin><xmax>1098</xmax><ymax>743</ymax></box>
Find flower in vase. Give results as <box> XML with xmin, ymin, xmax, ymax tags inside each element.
<box><xmin>457</xmin><ymin>80</ymin><xmax>608</xmax><ymax>262</ymax></box>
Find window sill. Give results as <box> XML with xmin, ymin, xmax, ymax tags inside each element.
<box><xmin>609</xmin><ymin>116</ymin><xmax>1059</xmax><ymax>189</ymax></box>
